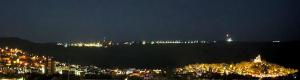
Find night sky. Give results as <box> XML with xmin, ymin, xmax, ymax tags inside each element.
<box><xmin>0</xmin><ymin>0</ymin><xmax>299</xmax><ymax>42</ymax></box>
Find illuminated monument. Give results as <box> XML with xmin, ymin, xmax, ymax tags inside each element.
<box><xmin>253</xmin><ymin>54</ymin><xmax>262</xmax><ymax>63</ymax></box>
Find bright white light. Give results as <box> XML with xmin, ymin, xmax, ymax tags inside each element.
<box><xmin>142</xmin><ymin>40</ymin><xmax>146</xmax><ymax>45</ymax></box>
<box><xmin>213</xmin><ymin>41</ymin><xmax>217</xmax><ymax>43</ymax></box>
<box><xmin>64</xmin><ymin>44</ymin><xmax>68</xmax><ymax>48</ymax></box>
<box><xmin>226</xmin><ymin>38</ymin><xmax>233</xmax><ymax>42</ymax></box>
<box><xmin>151</xmin><ymin>41</ymin><xmax>155</xmax><ymax>44</ymax></box>
<box><xmin>272</xmin><ymin>41</ymin><xmax>280</xmax><ymax>43</ymax></box>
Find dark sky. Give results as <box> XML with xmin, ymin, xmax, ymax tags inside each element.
<box><xmin>0</xmin><ymin>0</ymin><xmax>299</xmax><ymax>42</ymax></box>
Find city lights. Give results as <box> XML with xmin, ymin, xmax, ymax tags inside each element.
<box><xmin>176</xmin><ymin>55</ymin><xmax>298</xmax><ymax>78</ymax></box>
<box><xmin>0</xmin><ymin>47</ymin><xmax>54</xmax><ymax>74</ymax></box>
<box><xmin>57</xmin><ymin>41</ymin><xmax>112</xmax><ymax>48</ymax></box>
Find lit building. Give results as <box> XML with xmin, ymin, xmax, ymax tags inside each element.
<box><xmin>45</xmin><ymin>57</ymin><xmax>56</xmax><ymax>74</ymax></box>
<box><xmin>253</xmin><ymin>54</ymin><xmax>262</xmax><ymax>63</ymax></box>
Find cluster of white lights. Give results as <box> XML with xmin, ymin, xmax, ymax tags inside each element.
<box><xmin>154</xmin><ymin>40</ymin><xmax>199</xmax><ymax>44</ymax></box>
<box><xmin>57</xmin><ymin>42</ymin><xmax>111</xmax><ymax>48</ymax></box>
